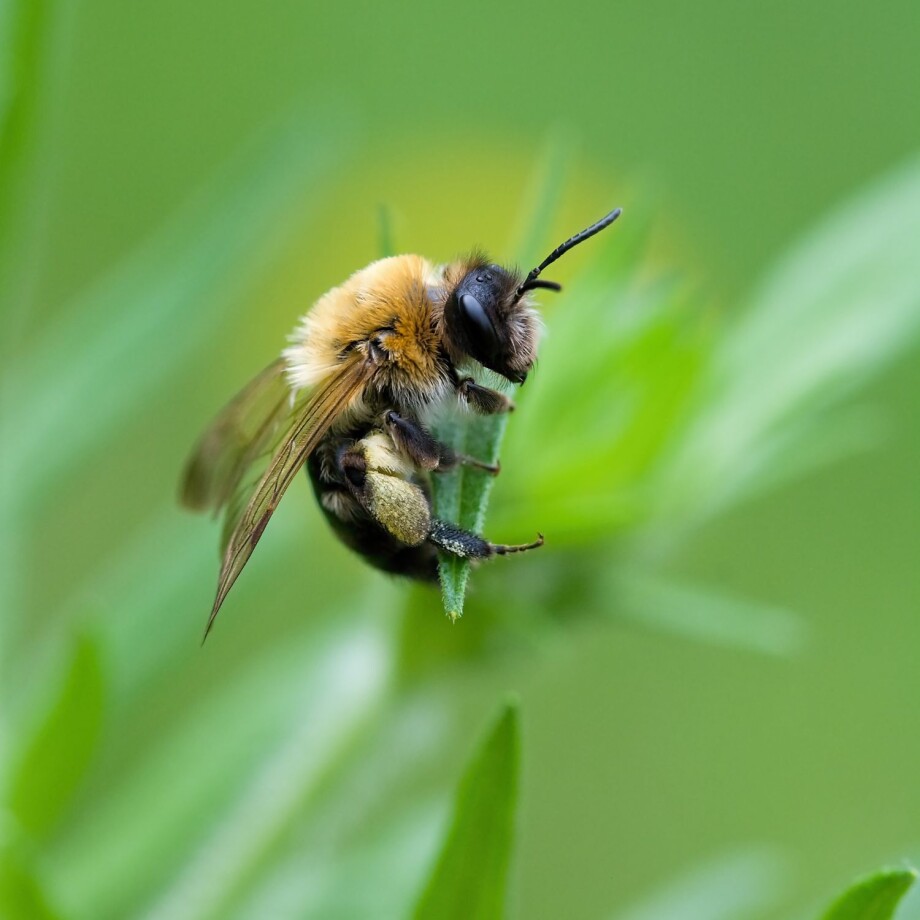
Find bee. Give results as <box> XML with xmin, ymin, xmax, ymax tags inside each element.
<box><xmin>181</xmin><ymin>207</ymin><xmax>622</xmax><ymax>635</ymax></box>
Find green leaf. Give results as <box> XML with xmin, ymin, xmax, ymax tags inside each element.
<box><xmin>611</xmin><ymin>846</ymin><xmax>788</xmax><ymax>920</ymax></box>
<box><xmin>0</xmin><ymin>0</ymin><xmax>54</xmax><ymax>723</ymax></box>
<box><xmin>5</xmin><ymin>113</ymin><xmax>344</xmax><ymax>514</ymax></box>
<box><xmin>411</xmin><ymin>701</ymin><xmax>521</xmax><ymax>920</ymax></box>
<box><xmin>52</xmin><ymin>615</ymin><xmax>393</xmax><ymax>920</ymax></box>
<box><xmin>6</xmin><ymin>634</ymin><xmax>105</xmax><ymax>838</ymax></box>
<box><xmin>0</xmin><ymin>837</ymin><xmax>62</xmax><ymax>920</ymax></box>
<box><xmin>819</xmin><ymin>867</ymin><xmax>916</xmax><ymax>920</ymax></box>
<box><xmin>613</xmin><ymin>572</ymin><xmax>807</xmax><ymax>658</ymax></box>
<box><xmin>1</xmin><ymin>112</ymin><xmax>344</xmax><ymax>672</ymax></box>
<box><xmin>654</xmin><ymin>153</ymin><xmax>920</xmax><ymax>532</ymax></box>
<box><xmin>231</xmin><ymin>706</ymin><xmax>451</xmax><ymax>920</ymax></box>
<box><xmin>0</xmin><ymin>0</ymin><xmax>50</xmax><ymax>258</ymax></box>
<box><xmin>493</xmin><ymin>266</ymin><xmax>705</xmax><ymax>544</ymax></box>
<box><xmin>431</xmin><ymin>140</ymin><xmax>570</xmax><ymax>620</ymax></box>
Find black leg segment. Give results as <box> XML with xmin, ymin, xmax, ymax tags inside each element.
<box><xmin>428</xmin><ymin>519</ymin><xmax>544</xmax><ymax>559</ymax></box>
<box><xmin>384</xmin><ymin>410</ymin><xmax>452</xmax><ymax>470</ymax></box>
<box><xmin>384</xmin><ymin>410</ymin><xmax>498</xmax><ymax>473</ymax></box>
<box><xmin>457</xmin><ymin>378</ymin><xmax>515</xmax><ymax>415</ymax></box>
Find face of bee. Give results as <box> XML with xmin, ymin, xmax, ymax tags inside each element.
<box><xmin>444</xmin><ymin>262</ymin><xmax>540</xmax><ymax>384</ymax></box>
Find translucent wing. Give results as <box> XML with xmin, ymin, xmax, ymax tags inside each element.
<box><xmin>180</xmin><ymin>358</ymin><xmax>291</xmax><ymax>513</ymax></box>
<box><xmin>204</xmin><ymin>357</ymin><xmax>371</xmax><ymax>638</ymax></box>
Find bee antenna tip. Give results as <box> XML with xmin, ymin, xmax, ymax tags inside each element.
<box><xmin>517</xmin><ymin>206</ymin><xmax>623</xmax><ymax>297</ymax></box>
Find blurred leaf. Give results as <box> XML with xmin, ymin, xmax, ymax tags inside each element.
<box><xmin>494</xmin><ymin>266</ymin><xmax>705</xmax><ymax>544</ymax></box>
<box><xmin>653</xmin><ymin>153</ymin><xmax>920</xmax><ymax>531</ymax></box>
<box><xmin>395</xmin><ymin>582</ymin><xmax>504</xmax><ymax>684</ymax></box>
<box><xmin>378</xmin><ymin>203</ymin><xmax>396</xmax><ymax>258</ymax></box>
<box><xmin>411</xmin><ymin>701</ymin><xmax>520</xmax><ymax>920</ymax></box>
<box><xmin>819</xmin><ymin>867</ymin><xmax>916</xmax><ymax>920</ymax></box>
<box><xmin>0</xmin><ymin>0</ymin><xmax>53</xmax><ymax>721</ymax></box>
<box><xmin>0</xmin><ymin>837</ymin><xmax>61</xmax><ymax>920</ymax></box>
<box><xmin>139</xmin><ymin>630</ymin><xmax>390</xmax><ymax>920</ymax></box>
<box><xmin>6</xmin><ymin>634</ymin><xmax>104</xmax><ymax>839</ymax></box>
<box><xmin>63</xmin><ymin>503</ymin><xmax>325</xmax><ymax>708</ymax></box>
<box><xmin>5</xmin><ymin>113</ymin><xmax>344</xmax><ymax>513</ymax></box>
<box><xmin>612</xmin><ymin>846</ymin><xmax>788</xmax><ymax>920</ymax></box>
<box><xmin>64</xmin><ymin>509</ymin><xmax>228</xmax><ymax>701</ymax></box>
<box><xmin>475</xmin><ymin>153</ymin><xmax>920</xmax><ymax>665</ymax></box>
<box><xmin>0</xmin><ymin>0</ymin><xmax>49</xmax><ymax>249</ymax></box>
<box><xmin>234</xmin><ymin>802</ymin><xmax>444</xmax><ymax>920</ymax></box>
<box><xmin>432</xmin><ymin>140</ymin><xmax>570</xmax><ymax>620</ymax></box>
<box><xmin>1</xmin><ymin>112</ymin><xmax>345</xmax><ymax>689</ymax></box>
<box><xmin>230</xmin><ymin>697</ymin><xmax>451</xmax><ymax>920</ymax></box>
<box><xmin>53</xmin><ymin>616</ymin><xmax>393</xmax><ymax>920</ymax></box>
<box><xmin>613</xmin><ymin>572</ymin><xmax>807</xmax><ymax>657</ymax></box>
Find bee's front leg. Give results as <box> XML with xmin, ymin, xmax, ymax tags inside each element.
<box><xmin>456</xmin><ymin>377</ymin><xmax>515</xmax><ymax>415</ymax></box>
<box><xmin>383</xmin><ymin>410</ymin><xmax>499</xmax><ymax>475</ymax></box>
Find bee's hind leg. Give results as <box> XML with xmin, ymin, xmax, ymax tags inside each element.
<box><xmin>428</xmin><ymin>520</ymin><xmax>543</xmax><ymax>560</ymax></box>
<box><xmin>337</xmin><ymin>437</ymin><xmax>534</xmax><ymax>563</ymax></box>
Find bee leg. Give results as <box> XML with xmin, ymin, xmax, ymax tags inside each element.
<box><xmin>456</xmin><ymin>377</ymin><xmax>515</xmax><ymax>414</ymax></box>
<box><xmin>454</xmin><ymin>454</ymin><xmax>500</xmax><ymax>475</ymax></box>
<box><xmin>385</xmin><ymin>410</ymin><xmax>499</xmax><ymax>475</ymax></box>
<box><xmin>383</xmin><ymin>410</ymin><xmax>443</xmax><ymax>469</ymax></box>
<box><xmin>337</xmin><ymin>445</ymin><xmax>368</xmax><ymax>489</ymax></box>
<box><xmin>338</xmin><ymin>440</ymin><xmax>433</xmax><ymax>548</ymax></box>
<box><xmin>428</xmin><ymin>520</ymin><xmax>544</xmax><ymax>559</ymax></box>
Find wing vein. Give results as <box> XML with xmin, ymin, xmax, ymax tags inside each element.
<box><xmin>203</xmin><ymin>358</ymin><xmax>370</xmax><ymax>638</ymax></box>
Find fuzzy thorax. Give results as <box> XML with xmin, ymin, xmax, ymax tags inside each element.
<box><xmin>283</xmin><ymin>255</ymin><xmax>447</xmax><ymax>396</ymax></box>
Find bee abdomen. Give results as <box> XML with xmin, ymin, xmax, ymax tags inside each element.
<box><xmin>306</xmin><ymin>442</ymin><xmax>438</xmax><ymax>581</ymax></box>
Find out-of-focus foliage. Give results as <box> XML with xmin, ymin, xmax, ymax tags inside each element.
<box><xmin>435</xmin><ymin>147</ymin><xmax>920</xmax><ymax>658</ymax></box>
<box><xmin>6</xmin><ymin>635</ymin><xmax>104</xmax><ymax>840</ymax></box>
<box><xmin>610</xmin><ymin>847</ymin><xmax>789</xmax><ymax>920</ymax></box>
<box><xmin>818</xmin><ymin>868</ymin><xmax>916</xmax><ymax>920</ymax></box>
<box><xmin>650</xmin><ymin>152</ymin><xmax>920</xmax><ymax>534</ymax></box>
<box><xmin>0</xmin><ymin>838</ymin><xmax>62</xmax><ymax>920</ymax></box>
<box><xmin>411</xmin><ymin>703</ymin><xmax>520</xmax><ymax>920</ymax></box>
<box><xmin>2</xmin><ymin>139</ymin><xmax>912</xmax><ymax>920</ymax></box>
<box><xmin>5</xmin><ymin>118</ymin><xmax>343</xmax><ymax>519</ymax></box>
<box><xmin>0</xmin><ymin>0</ymin><xmax>52</xmax><ymax>689</ymax></box>
<box><xmin>1</xmin><ymin>1</ymin><xmax>918</xmax><ymax>918</ymax></box>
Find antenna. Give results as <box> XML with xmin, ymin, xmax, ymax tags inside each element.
<box><xmin>516</xmin><ymin>207</ymin><xmax>622</xmax><ymax>298</ymax></box>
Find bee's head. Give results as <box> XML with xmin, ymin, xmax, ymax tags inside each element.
<box><xmin>444</xmin><ymin>262</ymin><xmax>539</xmax><ymax>384</ymax></box>
<box><xmin>443</xmin><ymin>207</ymin><xmax>623</xmax><ymax>385</ymax></box>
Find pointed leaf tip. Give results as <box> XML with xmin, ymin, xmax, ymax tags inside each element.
<box><xmin>431</xmin><ymin>140</ymin><xmax>572</xmax><ymax>620</ymax></box>
<box><xmin>411</xmin><ymin>702</ymin><xmax>521</xmax><ymax>920</ymax></box>
<box><xmin>7</xmin><ymin>634</ymin><xmax>106</xmax><ymax>838</ymax></box>
<box><xmin>819</xmin><ymin>866</ymin><xmax>916</xmax><ymax>920</ymax></box>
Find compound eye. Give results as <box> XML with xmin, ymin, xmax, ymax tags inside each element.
<box><xmin>458</xmin><ymin>293</ymin><xmax>499</xmax><ymax>362</ymax></box>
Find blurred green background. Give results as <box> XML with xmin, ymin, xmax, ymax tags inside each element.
<box><xmin>2</xmin><ymin>0</ymin><xmax>919</xmax><ymax>918</ymax></box>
